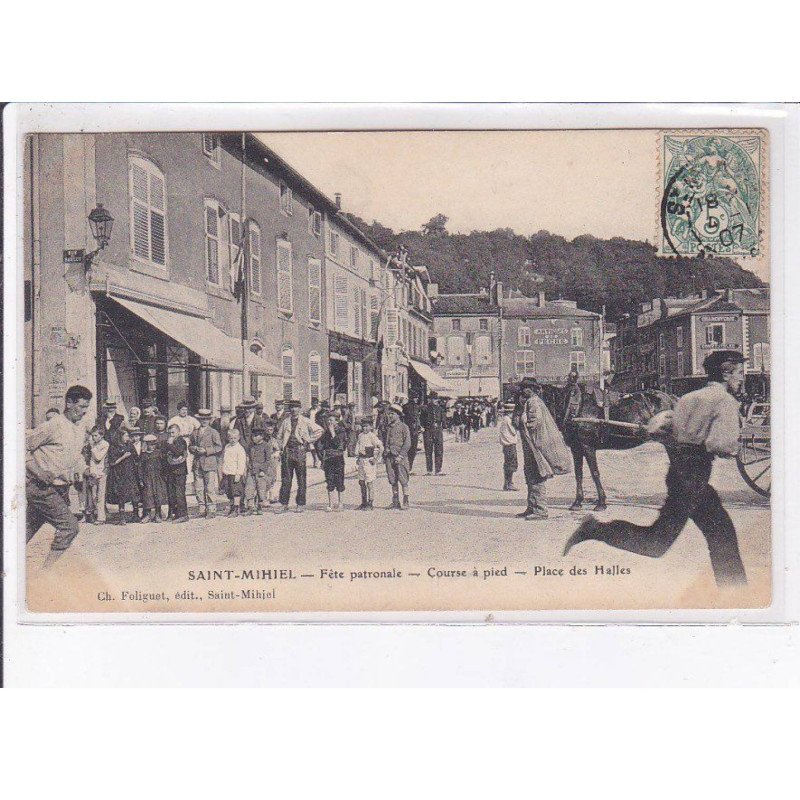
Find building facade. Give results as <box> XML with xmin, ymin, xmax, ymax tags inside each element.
<box><xmin>23</xmin><ymin>132</ymin><xmax>343</xmax><ymax>425</ymax></box>
<box><xmin>500</xmin><ymin>294</ymin><xmax>602</xmax><ymax>392</ymax></box>
<box><xmin>610</xmin><ymin>288</ymin><xmax>770</xmax><ymax>396</ymax></box>
<box><xmin>430</xmin><ymin>287</ymin><xmax>502</xmax><ymax>398</ymax></box>
<box><xmin>324</xmin><ymin>211</ymin><xmax>385</xmax><ymax>414</ymax></box>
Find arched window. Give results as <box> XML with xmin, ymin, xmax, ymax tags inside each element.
<box><xmin>308</xmin><ymin>351</ymin><xmax>321</xmax><ymax>404</ymax></box>
<box><xmin>282</xmin><ymin>346</ymin><xmax>295</xmax><ymax>401</ymax></box>
<box><xmin>129</xmin><ymin>155</ymin><xmax>168</xmax><ymax>269</ymax></box>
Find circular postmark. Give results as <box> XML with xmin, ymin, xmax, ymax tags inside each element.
<box><xmin>660</xmin><ymin>134</ymin><xmax>761</xmax><ymax>258</ymax></box>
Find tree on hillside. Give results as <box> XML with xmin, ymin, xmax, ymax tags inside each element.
<box><xmin>421</xmin><ymin>214</ymin><xmax>449</xmax><ymax>237</ymax></box>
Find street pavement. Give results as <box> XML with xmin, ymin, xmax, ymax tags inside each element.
<box><xmin>26</xmin><ymin>426</ymin><xmax>772</xmax><ymax>613</ymax></box>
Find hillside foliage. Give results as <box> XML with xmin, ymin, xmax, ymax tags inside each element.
<box><xmin>345</xmin><ymin>213</ymin><xmax>765</xmax><ymax>320</ymax></box>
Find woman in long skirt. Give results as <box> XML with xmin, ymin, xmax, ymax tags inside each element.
<box><xmin>107</xmin><ymin>428</ymin><xmax>142</xmax><ymax>524</ymax></box>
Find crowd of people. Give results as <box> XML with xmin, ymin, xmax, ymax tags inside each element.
<box><xmin>26</xmin><ymin>388</ymin><xmax>479</xmax><ymax>562</ymax></box>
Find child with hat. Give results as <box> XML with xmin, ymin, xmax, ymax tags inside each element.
<box><xmin>244</xmin><ymin>424</ymin><xmax>278</xmax><ymax>514</ymax></box>
<box><xmin>139</xmin><ymin>433</ymin><xmax>168</xmax><ymax>522</ymax></box>
<box><xmin>355</xmin><ymin>416</ymin><xmax>383</xmax><ymax>510</ymax></box>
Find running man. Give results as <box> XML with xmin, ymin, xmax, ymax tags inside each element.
<box><xmin>564</xmin><ymin>350</ymin><xmax>748</xmax><ymax>587</ymax></box>
<box><xmin>26</xmin><ymin>384</ymin><xmax>93</xmax><ymax>566</ymax></box>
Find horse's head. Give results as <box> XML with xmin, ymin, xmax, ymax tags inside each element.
<box><xmin>537</xmin><ymin>383</ymin><xmax>569</xmax><ymax>425</ymax></box>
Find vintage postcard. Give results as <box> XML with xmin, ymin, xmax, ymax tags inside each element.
<box><xmin>9</xmin><ymin>109</ymin><xmax>778</xmax><ymax>618</ymax></box>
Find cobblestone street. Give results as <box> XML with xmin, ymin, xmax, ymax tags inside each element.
<box><xmin>27</xmin><ymin>427</ymin><xmax>772</xmax><ymax>613</ymax></box>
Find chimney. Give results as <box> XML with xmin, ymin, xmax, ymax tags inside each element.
<box><xmin>538</xmin><ymin>290</ymin><xmax>546</xmax><ymax>307</ymax></box>
<box><xmin>334</xmin><ymin>193</ymin><xmax>342</xmax><ymax>209</ymax></box>
<box><xmin>428</xmin><ymin>283</ymin><xmax>439</xmax><ymax>298</ymax></box>
<box><xmin>495</xmin><ymin>281</ymin><xmax>503</xmax><ymax>308</ymax></box>
<box><xmin>726</xmin><ymin>288</ymin><xmax>734</xmax><ymax>302</ymax></box>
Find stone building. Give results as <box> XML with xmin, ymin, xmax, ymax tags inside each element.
<box><xmin>23</xmin><ymin>132</ymin><xmax>343</xmax><ymax>425</ymax></box>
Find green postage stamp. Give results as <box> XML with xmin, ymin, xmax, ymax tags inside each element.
<box><xmin>658</xmin><ymin>129</ymin><xmax>767</xmax><ymax>259</ymax></box>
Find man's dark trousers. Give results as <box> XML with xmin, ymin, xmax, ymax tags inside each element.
<box><xmin>423</xmin><ymin>428</ymin><xmax>444</xmax><ymax>474</ymax></box>
<box><xmin>26</xmin><ymin>478</ymin><xmax>80</xmax><ymax>551</ymax></box>
<box><xmin>584</xmin><ymin>445</ymin><xmax>747</xmax><ymax>586</ymax></box>
<box><xmin>279</xmin><ymin>445</ymin><xmax>308</xmax><ymax>506</ymax></box>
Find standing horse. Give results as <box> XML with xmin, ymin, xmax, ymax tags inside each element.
<box><xmin>536</xmin><ymin>383</ymin><xmax>676</xmax><ymax>511</ymax></box>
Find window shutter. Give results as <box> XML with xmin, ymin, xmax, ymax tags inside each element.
<box><xmin>250</xmin><ymin>227</ymin><xmax>262</xmax><ymax>295</ymax></box>
<box><xmin>149</xmin><ymin>173</ymin><xmax>166</xmax><ymax>264</ymax></box>
<box><xmin>130</xmin><ymin>159</ymin><xmax>168</xmax><ymax>267</ymax></box>
<box><xmin>353</xmin><ymin>287</ymin><xmax>361</xmax><ymax>337</ymax></box>
<box><xmin>309</xmin><ymin>353</ymin><xmax>321</xmax><ymax>402</ymax></box>
<box><xmin>277</xmin><ymin>241</ymin><xmax>293</xmax><ymax>313</ymax></box>
<box><xmin>131</xmin><ymin>162</ymin><xmax>150</xmax><ymax>260</ymax></box>
<box><xmin>370</xmin><ymin>294</ymin><xmax>380</xmax><ymax>340</ymax></box>
<box><xmin>334</xmin><ymin>275</ymin><xmax>348</xmax><ymax>329</ymax></box>
<box><xmin>448</xmin><ymin>336</ymin><xmax>464</xmax><ymax>365</ymax></box>
<box><xmin>308</xmin><ymin>259</ymin><xmax>322</xmax><ymax>323</ymax></box>
<box><xmin>282</xmin><ymin>348</ymin><xmax>294</xmax><ymax>401</ymax></box>
<box><xmin>360</xmin><ymin>290</ymin><xmax>367</xmax><ymax>342</ymax></box>
<box><xmin>205</xmin><ymin>204</ymin><xmax>219</xmax><ymax>284</ymax></box>
<box><xmin>150</xmin><ymin>211</ymin><xmax>166</xmax><ymax>265</ymax></box>
<box><xmin>386</xmin><ymin>308</ymin><xmax>399</xmax><ymax>347</ymax></box>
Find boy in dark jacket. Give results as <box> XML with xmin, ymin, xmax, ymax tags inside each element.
<box><xmin>163</xmin><ymin>423</ymin><xmax>189</xmax><ymax>522</ymax></box>
<box><xmin>245</xmin><ymin>426</ymin><xmax>271</xmax><ymax>515</ymax></box>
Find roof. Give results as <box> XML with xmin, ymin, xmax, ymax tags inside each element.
<box><xmin>502</xmin><ymin>297</ymin><xmax>599</xmax><ymax>319</ymax></box>
<box><xmin>230</xmin><ymin>134</ymin><xmax>386</xmax><ymax>259</ymax></box>
<box><xmin>432</xmin><ymin>294</ymin><xmax>499</xmax><ymax>316</ymax></box>
<box><xmin>731</xmin><ymin>288</ymin><xmax>770</xmax><ymax>312</ymax></box>
<box><xmin>668</xmin><ymin>296</ymin><xmax>741</xmax><ymax>320</ymax></box>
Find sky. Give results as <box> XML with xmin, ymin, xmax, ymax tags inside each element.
<box><xmin>257</xmin><ymin>130</ymin><xmax>769</xmax><ymax>282</ymax></box>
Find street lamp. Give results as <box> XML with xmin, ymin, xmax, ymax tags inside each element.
<box><xmin>84</xmin><ymin>203</ymin><xmax>114</xmax><ymax>272</ymax></box>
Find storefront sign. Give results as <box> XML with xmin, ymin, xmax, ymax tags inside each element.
<box><xmin>533</xmin><ymin>336</ymin><xmax>569</xmax><ymax>346</ymax></box>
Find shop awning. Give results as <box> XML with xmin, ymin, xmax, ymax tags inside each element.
<box><xmin>111</xmin><ymin>297</ymin><xmax>281</xmax><ymax>376</ymax></box>
<box><xmin>409</xmin><ymin>358</ymin><xmax>449</xmax><ymax>392</ymax></box>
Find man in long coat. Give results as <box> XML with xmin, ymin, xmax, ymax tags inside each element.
<box><xmin>516</xmin><ymin>383</ymin><xmax>572</xmax><ymax>520</ymax></box>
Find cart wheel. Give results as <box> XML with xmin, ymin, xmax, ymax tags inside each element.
<box><xmin>737</xmin><ymin>434</ymin><xmax>771</xmax><ymax>497</ymax></box>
